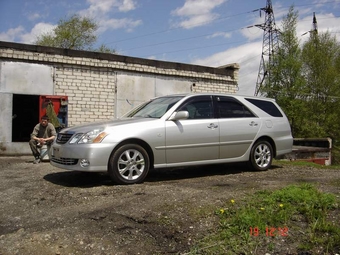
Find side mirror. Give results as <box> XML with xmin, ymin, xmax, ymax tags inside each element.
<box><xmin>168</xmin><ymin>111</ymin><xmax>189</xmax><ymax>121</ymax></box>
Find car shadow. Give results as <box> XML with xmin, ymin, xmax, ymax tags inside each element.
<box><xmin>44</xmin><ymin>162</ymin><xmax>282</xmax><ymax>188</ymax></box>
<box><xmin>43</xmin><ymin>171</ymin><xmax>112</xmax><ymax>188</ymax></box>
<box><xmin>146</xmin><ymin>163</ymin><xmax>247</xmax><ymax>183</ymax></box>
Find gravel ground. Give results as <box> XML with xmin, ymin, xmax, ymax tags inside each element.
<box><xmin>0</xmin><ymin>156</ymin><xmax>339</xmax><ymax>255</ymax></box>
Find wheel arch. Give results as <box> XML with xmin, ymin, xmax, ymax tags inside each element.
<box><xmin>253</xmin><ymin>136</ymin><xmax>276</xmax><ymax>158</ymax></box>
<box><xmin>107</xmin><ymin>138</ymin><xmax>154</xmax><ymax>170</ymax></box>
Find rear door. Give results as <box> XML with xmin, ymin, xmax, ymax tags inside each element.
<box><xmin>165</xmin><ymin>95</ymin><xmax>219</xmax><ymax>164</ymax></box>
<box><xmin>215</xmin><ymin>96</ymin><xmax>260</xmax><ymax>159</ymax></box>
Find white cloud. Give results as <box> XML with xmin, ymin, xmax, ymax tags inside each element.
<box><xmin>192</xmin><ymin>41</ymin><xmax>263</xmax><ymax>96</ymax></box>
<box><xmin>84</xmin><ymin>0</ymin><xmax>136</xmax><ymax>16</ymax></box>
<box><xmin>98</xmin><ymin>18</ymin><xmax>142</xmax><ymax>33</ymax></box>
<box><xmin>313</xmin><ymin>0</ymin><xmax>340</xmax><ymax>8</ymax></box>
<box><xmin>206</xmin><ymin>32</ymin><xmax>232</xmax><ymax>39</ymax></box>
<box><xmin>147</xmin><ymin>55</ymin><xmax>156</xmax><ymax>60</ymax></box>
<box><xmin>119</xmin><ymin>0</ymin><xmax>136</xmax><ymax>12</ymax></box>
<box><xmin>0</xmin><ymin>23</ymin><xmax>55</xmax><ymax>44</ymax></box>
<box><xmin>296</xmin><ymin>13</ymin><xmax>340</xmax><ymax>44</ymax></box>
<box><xmin>171</xmin><ymin>0</ymin><xmax>227</xmax><ymax>29</ymax></box>
<box><xmin>20</xmin><ymin>23</ymin><xmax>55</xmax><ymax>44</ymax></box>
<box><xmin>27</xmin><ymin>12</ymin><xmax>41</xmax><ymax>21</ymax></box>
<box><xmin>79</xmin><ymin>0</ymin><xmax>141</xmax><ymax>33</ymax></box>
<box><xmin>0</xmin><ymin>26</ymin><xmax>25</xmax><ymax>42</ymax></box>
<box><xmin>240</xmin><ymin>25</ymin><xmax>263</xmax><ymax>42</ymax></box>
<box><xmin>191</xmin><ymin>8</ymin><xmax>340</xmax><ymax>97</ymax></box>
<box><xmin>172</xmin><ymin>0</ymin><xmax>225</xmax><ymax>16</ymax></box>
<box><xmin>0</xmin><ymin>0</ymin><xmax>142</xmax><ymax>45</ymax></box>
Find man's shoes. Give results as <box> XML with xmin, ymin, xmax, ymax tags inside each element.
<box><xmin>33</xmin><ymin>158</ymin><xmax>41</xmax><ymax>164</ymax></box>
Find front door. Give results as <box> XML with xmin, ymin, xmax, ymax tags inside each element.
<box><xmin>165</xmin><ymin>95</ymin><xmax>219</xmax><ymax>164</ymax></box>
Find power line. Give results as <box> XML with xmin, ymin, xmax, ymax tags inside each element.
<box><xmin>139</xmin><ymin>39</ymin><xmax>247</xmax><ymax>58</ymax></box>
<box><xmin>101</xmin><ymin>0</ymin><xmax>340</xmax><ymax>63</ymax></box>
<box><xmin>104</xmin><ymin>11</ymin><xmax>252</xmax><ymax>45</ymax></box>
<box><xmin>265</xmin><ymin>88</ymin><xmax>340</xmax><ymax>100</ymax></box>
<box><xmin>290</xmin><ymin>0</ymin><xmax>340</xmax><ymax>8</ymax></box>
<box><xmin>239</xmin><ymin>54</ymin><xmax>262</xmax><ymax>65</ymax></box>
<box><xmin>122</xmin><ymin>27</ymin><xmax>242</xmax><ymax>52</ymax></box>
<box><xmin>123</xmin><ymin>16</ymin><xmax>339</xmax><ymax>59</ymax></box>
<box><xmin>311</xmin><ymin>15</ymin><xmax>340</xmax><ymax>20</ymax></box>
<box><xmin>103</xmin><ymin>0</ymin><xmax>340</xmax><ymax>46</ymax></box>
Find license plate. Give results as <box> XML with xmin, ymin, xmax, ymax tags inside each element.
<box><xmin>53</xmin><ymin>148</ymin><xmax>60</xmax><ymax>158</ymax></box>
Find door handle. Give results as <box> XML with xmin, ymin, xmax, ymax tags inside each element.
<box><xmin>249</xmin><ymin>121</ymin><xmax>258</xmax><ymax>127</ymax></box>
<box><xmin>207</xmin><ymin>123</ymin><xmax>218</xmax><ymax>129</ymax></box>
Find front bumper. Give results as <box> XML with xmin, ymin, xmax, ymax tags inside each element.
<box><xmin>50</xmin><ymin>142</ymin><xmax>116</xmax><ymax>172</ymax></box>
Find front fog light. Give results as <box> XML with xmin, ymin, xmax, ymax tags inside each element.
<box><xmin>80</xmin><ymin>159</ymin><xmax>90</xmax><ymax>167</ymax></box>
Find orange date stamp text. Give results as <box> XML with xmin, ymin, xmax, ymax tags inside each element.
<box><xmin>249</xmin><ymin>226</ymin><xmax>288</xmax><ymax>237</ymax></box>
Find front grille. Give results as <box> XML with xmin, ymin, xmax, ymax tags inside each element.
<box><xmin>56</xmin><ymin>133</ymin><xmax>73</xmax><ymax>144</ymax></box>
<box><xmin>51</xmin><ymin>156</ymin><xmax>78</xmax><ymax>165</ymax></box>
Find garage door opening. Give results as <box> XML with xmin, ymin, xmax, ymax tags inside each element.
<box><xmin>12</xmin><ymin>94</ymin><xmax>39</xmax><ymax>142</ymax></box>
<box><xmin>11</xmin><ymin>94</ymin><xmax>68</xmax><ymax>142</ymax></box>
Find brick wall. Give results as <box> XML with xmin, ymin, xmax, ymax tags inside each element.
<box><xmin>54</xmin><ymin>66</ymin><xmax>116</xmax><ymax>125</ymax></box>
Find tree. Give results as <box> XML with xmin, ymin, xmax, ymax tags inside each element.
<box><xmin>263</xmin><ymin>6</ymin><xmax>307</xmax><ymax>137</ymax></box>
<box><xmin>264</xmin><ymin>7</ymin><xmax>340</xmax><ymax>136</ymax></box>
<box><xmin>301</xmin><ymin>31</ymin><xmax>340</xmax><ymax>163</ymax></box>
<box><xmin>96</xmin><ymin>44</ymin><xmax>116</xmax><ymax>54</ymax></box>
<box><xmin>301</xmin><ymin>32</ymin><xmax>340</xmax><ymax>138</ymax></box>
<box><xmin>35</xmin><ymin>14</ymin><xmax>115</xmax><ymax>53</ymax></box>
<box><xmin>265</xmin><ymin>6</ymin><xmax>340</xmax><ymax>162</ymax></box>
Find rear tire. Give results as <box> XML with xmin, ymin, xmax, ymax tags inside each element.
<box><xmin>249</xmin><ymin>140</ymin><xmax>273</xmax><ymax>171</ymax></box>
<box><xmin>108</xmin><ymin>144</ymin><xmax>150</xmax><ymax>184</ymax></box>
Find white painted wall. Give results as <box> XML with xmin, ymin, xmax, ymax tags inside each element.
<box><xmin>115</xmin><ymin>72</ymin><xmax>192</xmax><ymax>117</ymax></box>
<box><xmin>0</xmin><ymin>62</ymin><xmax>54</xmax><ymax>94</ymax></box>
<box><xmin>0</xmin><ymin>61</ymin><xmax>54</xmax><ymax>155</ymax></box>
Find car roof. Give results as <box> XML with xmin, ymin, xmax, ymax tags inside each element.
<box><xmin>159</xmin><ymin>93</ymin><xmax>275</xmax><ymax>102</ymax></box>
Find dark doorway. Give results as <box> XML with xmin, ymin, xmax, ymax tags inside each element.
<box><xmin>12</xmin><ymin>94</ymin><xmax>39</xmax><ymax>142</ymax></box>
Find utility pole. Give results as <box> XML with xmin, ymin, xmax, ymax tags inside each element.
<box><xmin>253</xmin><ymin>0</ymin><xmax>280</xmax><ymax>96</ymax></box>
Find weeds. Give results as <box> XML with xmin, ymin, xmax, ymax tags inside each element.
<box><xmin>189</xmin><ymin>183</ymin><xmax>340</xmax><ymax>255</ymax></box>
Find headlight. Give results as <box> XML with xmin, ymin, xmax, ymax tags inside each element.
<box><xmin>69</xmin><ymin>133</ymin><xmax>83</xmax><ymax>144</ymax></box>
<box><xmin>69</xmin><ymin>129</ymin><xmax>108</xmax><ymax>144</ymax></box>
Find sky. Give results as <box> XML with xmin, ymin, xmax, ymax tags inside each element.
<box><xmin>0</xmin><ymin>0</ymin><xmax>339</xmax><ymax>96</ymax></box>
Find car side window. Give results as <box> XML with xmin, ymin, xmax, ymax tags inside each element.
<box><xmin>178</xmin><ymin>96</ymin><xmax>213</xmax><ymax>119</ymax></box>
<box><xmin>245</xmin><ymin>98</ymin><xmax>283</xmax><ymax>117</ymax></box>
<box><xmin>216</xmin><ymin>96</ymin><xmax>255</xmax><ymax>118</ymax></box>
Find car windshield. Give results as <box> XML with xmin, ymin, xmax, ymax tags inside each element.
<box><xmin>124</xmin><ymin>96</ymin><xmax>184</xmax><ymax>118</ymax></box>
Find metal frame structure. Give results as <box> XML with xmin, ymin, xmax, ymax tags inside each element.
<box><xmin>254</xmin><ymin>0</ymin><xmax>280</xmax><ymax>96</ymax></box>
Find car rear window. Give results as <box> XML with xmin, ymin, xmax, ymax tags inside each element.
<box><xmin>245</xmin><ymin>98</ymin><xmax>283</xmax><ymax>117</ymax></box>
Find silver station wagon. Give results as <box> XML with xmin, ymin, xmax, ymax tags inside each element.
<box><xmin>50</xmin><ymin>93</ymin><xmax>293</xmax><ymax>184</ymax></box>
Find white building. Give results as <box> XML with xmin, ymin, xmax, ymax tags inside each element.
<box><xmin>0</xmin><ymin>41</ymin><xmax>239</xmax><ymax>155</ymax></box>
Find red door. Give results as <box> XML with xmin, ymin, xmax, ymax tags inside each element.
<box><xmin>39</xmin><ymin>95</ymin><xmax>68</xmax><ymax>131</ymax></box>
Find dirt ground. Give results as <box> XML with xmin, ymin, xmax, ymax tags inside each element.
<box><xmin>0</xmin><ymin>156</ymin><xmax>339</xmax><ymax>255</ymax></box>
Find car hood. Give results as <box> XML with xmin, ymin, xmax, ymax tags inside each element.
<box><xmin>61</xmin><ymin>118</ymin><xmax>157</xmax><ymax>134</ymax></box>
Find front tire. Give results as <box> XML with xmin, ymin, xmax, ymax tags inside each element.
<box><xmin>249</xmin><ymin>140</ymin><xmax>273</xmax><ymax>171</ymax></box>
<box><xmin>108</xmin><ymin>144</ymin><xmax>150</xmax><ymax>184</ymax></box>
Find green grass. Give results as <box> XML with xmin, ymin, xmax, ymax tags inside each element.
<box><xmin>274</xmin><ymin>159</ymin><xmax>340</xmax><ymax>169</ymax></box>
<box><xmin>188</xmin><ymin>183</ymin><xmax>340</xmax><ymax>255</ymax></box>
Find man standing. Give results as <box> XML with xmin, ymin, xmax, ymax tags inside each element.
<box><xmin>29</xmin><ymin>116</ymin><xmax>57</xmax><ymax>164</ymax></box>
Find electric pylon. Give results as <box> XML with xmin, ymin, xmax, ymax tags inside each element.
<box><xmin>312</xmin><ymin>12</ymin><xmax>318</xmax><ymax>33</ymax></box>
<box><xmin>254</xmin><ymin>0</ymin><xmax>280</xmax><ymax>96</ymax></box>
<box><xmin>302</xmin><ymin>12</ymin><xmax>318</xmax><ymax>37</ymax></box>
<box><xmin>311</xmin><ymin>12</ymin><xmax>318</xmax><ymax>40</ymax></box>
